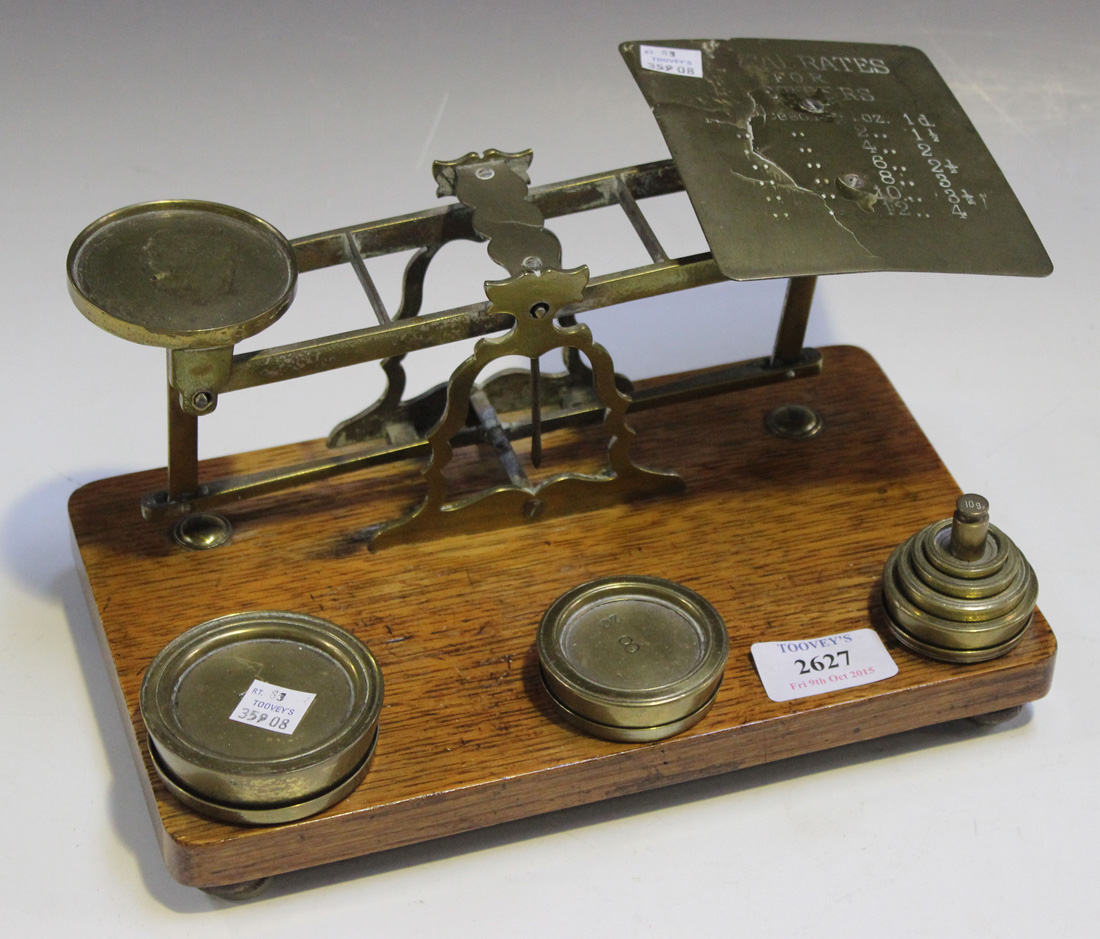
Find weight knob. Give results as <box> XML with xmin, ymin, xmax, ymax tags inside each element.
<box><xmin>881</xmin><ymin>494</ymin><xmax>1038</xmax><ymax>663</ymax></box>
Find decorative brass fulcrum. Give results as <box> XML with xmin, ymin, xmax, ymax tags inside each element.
<box><xmin>366</xmin><ymin>151</ymin><xmax>682</xmax><ymax>549</ymax></box>
<box><xmin>881</xmin><ymin>494</ymin><xmax>1039</xmax><ymax>662</ymax></box>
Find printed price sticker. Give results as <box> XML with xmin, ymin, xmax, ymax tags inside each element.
<box><xmin>751</xmin><ymin>629</ymin><xmax>898</xmax><ymax>703</ymax></box>
<box><xmin>229</xmin><ymin>679</ymin><xmax>316</xmax><ymax>735</ymax></box>
<box><xmin>640</xmin><ymin>45</ymin><xmax>703</xmax><ymax>78</ymax></box>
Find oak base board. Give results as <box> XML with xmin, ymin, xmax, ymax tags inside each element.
<box><xmin>69</xmin><ymin>346</ymin><xmax>1056</xmax><ymax>889</ymax></box>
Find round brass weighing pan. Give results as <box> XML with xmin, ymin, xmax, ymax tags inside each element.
<box><xmin>140</xmin><ymin>611</ymin><xmax>383</xmax><ymax>822</ymax></box>
<box><xmin>67</xmin><ymin>199</ymin><xmax>297</xmax><ymax>348</ymax></box>
<box><xmin>538</xmin><ymin>576</ymin><xmax>729</xmax><ymax>742</ymax></box>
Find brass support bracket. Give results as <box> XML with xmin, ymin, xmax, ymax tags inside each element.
<box><xmin>366</xmin><ymin>152</ymin><xmax>682</xmax><ymax>549</ymax></box>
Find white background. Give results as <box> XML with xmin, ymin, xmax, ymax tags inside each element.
<box><xmin>2</xmin><ymin>1</ymin><xmax>1095</xmax><ymax>934</ymax></box>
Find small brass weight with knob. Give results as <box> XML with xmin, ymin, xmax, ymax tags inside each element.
<box><xmin>882</xmin><ymin>494</ymin><xmax>1039</xmax><ymax>663</ymax></box>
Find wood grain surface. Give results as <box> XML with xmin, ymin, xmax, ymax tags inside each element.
<box><xmin>69</xmin><ymin>346</ymin><xmax>1057</xmax><ymax>887</ymax></box>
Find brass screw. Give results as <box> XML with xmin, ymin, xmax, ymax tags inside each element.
<box><xmin>765</xmin><ymin>403</ymin><xmax>823</xmax><ymax>439</ymax></box>
<box><xmin>172</xmin><ymin>512</ymin><xmax>233</xmax><ymax>550</ymax></box>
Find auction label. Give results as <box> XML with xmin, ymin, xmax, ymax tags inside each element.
<box><xmin>229</xmin><ymin>679</ymin><xmax>316</xmax><ymax>735</ymax></box>
<box><xmin>751</xmin><ymin>629</ymin><xmax>898</xmax><ymax>703</ymax></box>
<box><xmin>640</xmin><ymin>45</ymin><xmax>703</xmax><ymax>78</ymax></box>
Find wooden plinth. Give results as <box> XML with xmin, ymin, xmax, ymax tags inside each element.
<box><xmin>69</xmin><ymin>346</ymin><xmax>1056</xmax><ymax>888</ymax></box>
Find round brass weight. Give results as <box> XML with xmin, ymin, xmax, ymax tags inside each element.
<box><xmin>537</xmin><ymin>576</ymin><xmax>729</xmax><ymax>741</ymax></box>
<box><xmin>881</xmin><ymin>494</ymin><xmax>1038</xmax><ymax>662</ymax></box>
<box><xmin>140</xmin><ymin>611</ymin><xmax>383</xmax><ymax>824</ymax></box>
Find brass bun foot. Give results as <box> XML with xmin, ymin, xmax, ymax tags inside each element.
<box><xmin>969</xmin><ymin>705</ymin><xmax>1025</xmax><ymax>726</ymax></box>
<box><xmin>202</xmin><ymin>878</ymin><xmax>273</xmax><ymax>900</ymax></box>
<box><xmin>882</xmin><ymin>494</ymin><xmax>1038</xmax><ymax>663</ymax></box>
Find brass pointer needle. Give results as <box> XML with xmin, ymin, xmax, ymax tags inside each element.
<box><xmin>530</xmin><ymin>357</ymin><xmax>542</xmax><ymax>469</ymax></box>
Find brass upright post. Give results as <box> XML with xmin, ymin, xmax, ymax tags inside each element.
<box><xmin>166</xmin><ymin>367</ymin><xmax>199</xmax><ymax>499</ymax></box>
<box><xmin>772</xmin><ymin>275</ymin><xmax>817</xmax><ymax>367</ymax></box>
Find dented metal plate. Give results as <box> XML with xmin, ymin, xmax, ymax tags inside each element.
<box><xmin>622</xmin><ymin>39</ymin><xmax>1051</xmax><ymax>280</ymax></box>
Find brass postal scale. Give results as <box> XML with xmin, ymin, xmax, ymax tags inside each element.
<box><xmin>66</xmin><ymin>39</ymin><xmax>1056</xmax><ymax>895</ymax></box>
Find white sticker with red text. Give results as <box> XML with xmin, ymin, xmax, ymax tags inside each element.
<box><xmin>640</xmin><ymin>45</ymin><xmax>703</xmax><ymax>78</ymax></box>
<box><xmin>229</xmin><ymin>679</ymin><xmax>316</xmax><ymax>735</ymax></box>
<box><xmin>751</xmin><ymin>629</ymin><xmax>898</xmax><ymax>703</ymax></box>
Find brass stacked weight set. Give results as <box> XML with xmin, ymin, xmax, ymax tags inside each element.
<box><xmin>883</xmin><ymin>494</ymin><xmax>1039</xmax><ymax>663</ymax></box>
<box><xmin>66</xmin><ymin>40</ymin><xmax>1055</xmax><ymax>891</ymax></box>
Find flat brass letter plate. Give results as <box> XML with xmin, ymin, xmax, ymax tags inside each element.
<box><xmin>622</xmin><ymin>39</ymin><xmax>1051</xmax><ymax>280</ymax></box>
